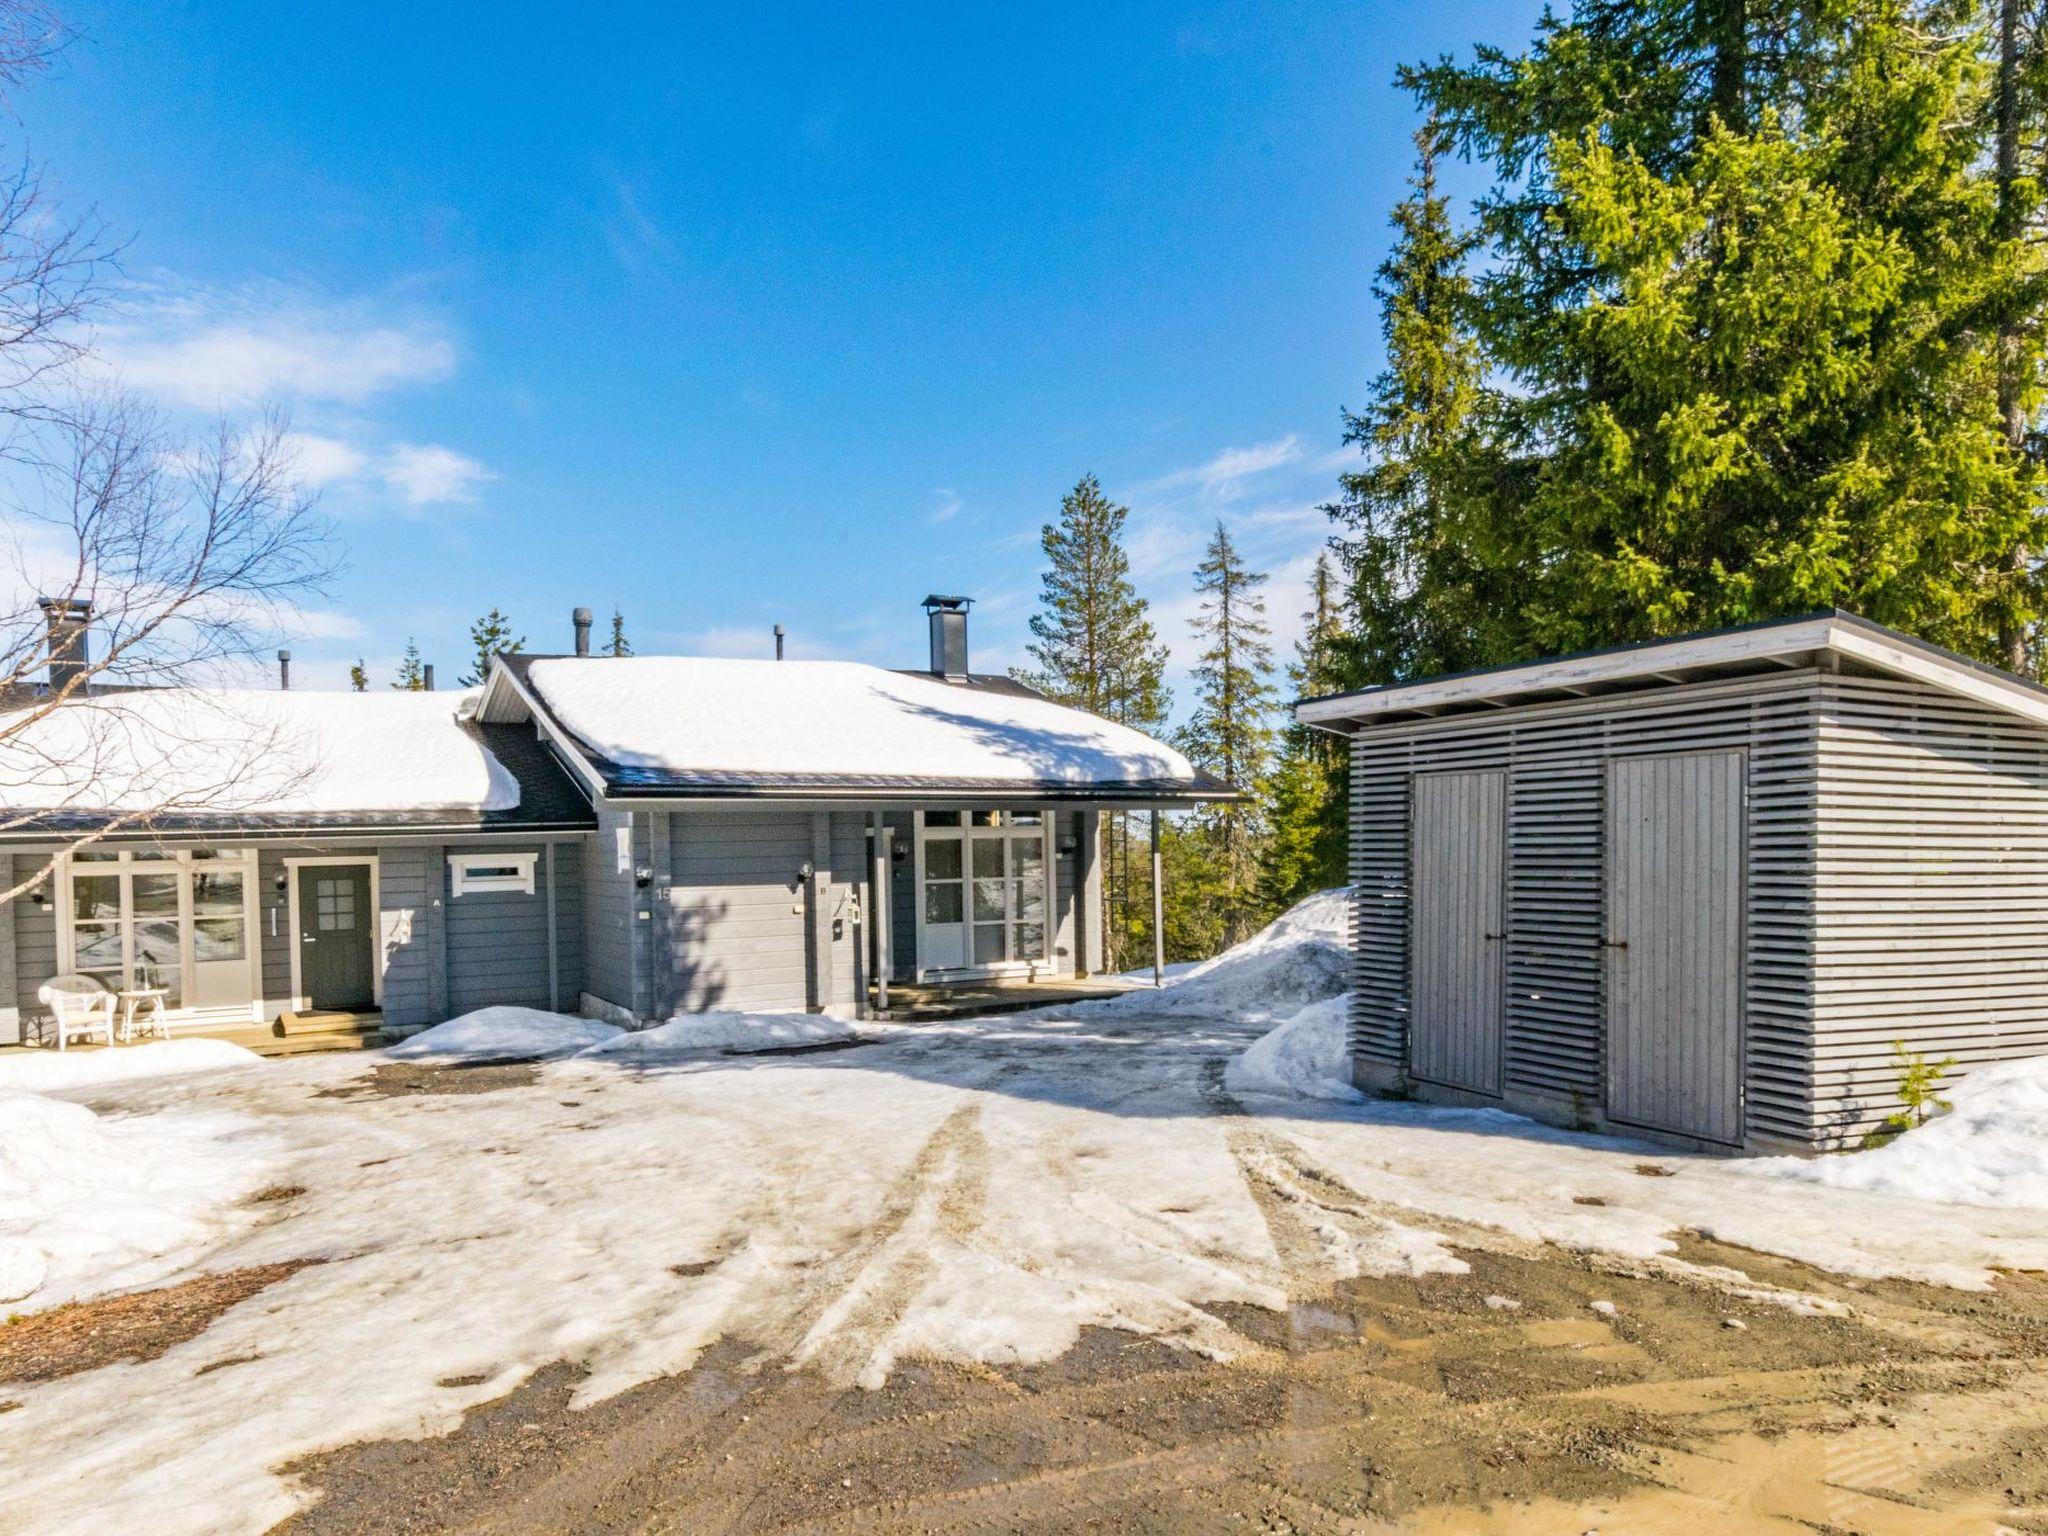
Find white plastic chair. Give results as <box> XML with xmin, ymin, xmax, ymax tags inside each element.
<box><xmin>37</xmin><ymin>974</ymin><xmax>116</xmax><ymax>1051</ymax></box>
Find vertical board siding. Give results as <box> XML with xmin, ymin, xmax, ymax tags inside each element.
<box><xmin>375</xmin><ymin>844</ymin><xmax>434</xmax><ymax>1028</ymax></box>
<box><xmin>1053</xmin><ymin>811</ymin><xmax>1079</xmax><ymax>976</ymax></box>
<box><xmin>442</xmin><ymin>843</ymin><xmax>552</xmax><ymax>1016</ymax></box>
<box><xmin>10</xmin><ymin>856</ymin><xmax>55</xmax><ymax>1042</ymax></box>
<box><xmin>582</xmin><ymin>808</ymin><xmax>642</xmax><ymax>1015</ymax></box>
<box><xmin>551</xmin><ymin>840</ymin><xmax>585</xmax><ymax>1006</ymax></box>
<box><xmin>1408</xmin><ymin>770</ymin><xmax>1506</xmax><ymax>1093</ymax></box>
<box><xmin>1350</xmin><ymin>672</ymin><xmax>1821</xmax><ymax>1144</ymax></box>
<box><xmin>885</xmin><ymin>811</ymin><xmax>917</xmax><ymax>977</ymax></box>
<box><xmin>664</xmin><ymin>809</ymin><xmax>814</xmax><ymax>1014</ymax></box>
<box><xmin>1812</xmin><ymin>674</ymin><xmax>2048</xmax><ymax>1142</ymax></box>
<box><xmin>1605</xmin><ymin>751</ymin><xmax>1746</xmax><ymax>1144</ymax></box>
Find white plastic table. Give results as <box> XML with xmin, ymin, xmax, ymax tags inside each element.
<box><xmin>117</xmin><ymin>987</ymin><xmax>169</xmax><ymax>1043</ymax></box>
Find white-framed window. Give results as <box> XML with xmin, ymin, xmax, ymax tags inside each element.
<box><xmin>58</xmin><ymin>847</ymin><xmax>260</xmax><ymax>1014</ymax></box>
<box><xmin>448</xmin><ymin>851</ymin><xmax>537</xmax><ymax>896</ymax></box>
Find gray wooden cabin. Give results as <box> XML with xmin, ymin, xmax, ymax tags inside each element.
<box><xmin>1</xmin><ymin>598</ymin><xmax>1228</xmax><ymax>1049</ymax></box>
<box><xmin>1296</xmin><ymin>611</ymin><xmax>2048</xmax><ymax>1153</ymax></box>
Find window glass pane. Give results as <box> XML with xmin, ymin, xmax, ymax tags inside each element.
<box><xmin>72</xmin><ymin>850</ymin><xmax>121</xmax><ymax>862</ymax></box>
<box><xmin>134</xmin><ymin>919</ymin><xmax>180</xmax><ymax>967</ymax></box>
<box><xmin>1016</xmin><ymin>922</ymin><xmax>1045</xmax><ymax>959</ymax></box>
<box><xmin>1014</xmin><ymin>883</ymin><xmax>1045</xmax><ymax>923</ymax></box>
<box><xmin>971</xmin><ymin>810</ymin><xmax>1001</xmax><ymax>827</ymax></box>
<box><xmin>971</xmin><ymin>840</ymin><xmax>1004</xmax><ymax>878</ymax></box>
<box><xmin>193</xmin><ymin>870</ymin><xmax>243</xmax><ymax>914</ymax></box>
<box><xmin>1009</xmin><ymin>810</ymin><xmax>1043</xmax><ymax>826</ymax></box>
<box><xmin>72</xmin><ymin>920</ymin><xmax>122</xmax><ymax>970</ymax></box>
<box><xmin>194</xmin><ymin>917</ymin><xmax>246</xmax><ymax>962</ymax></box>
<box><xmin>132</xmin><ymin>874</ymin><xmax>180</xmax><ymax>917</ymax></box>
<box><xmin>973</xmin><ymin>923</ymin><xmax>1005</xmax><ymax>963</ymax></box>
<box><xmin>138</xmin><ymin>968</ymin><xmax>181</xmax><ymax>1007</ymax></box>
<box><xmin>923</xmin><ymin>810</ymin><xmax>960</xmax><ymax>827</ymax></box>
<box><xmin>1013</xmin><ymin>839</ymin><xmax>1044</xmax><ymax>876</ymax></box>
<box><xmin>972</xmin><ymin>878</ymin><xmax>1005</xmax><ymax>922</ymax></box>
<box><xmin>188</xmin><ymin>848</ymin><xmax>242</xmax><ymax>861</ymax></box>
<box><xmin>924</xmin><ymin>884</ymin><xmax>962</xmax><ymax>924</ymax></box>
<box><xmin>925</xmin><ymin>841</ymin><xmax>961</xmax><ymax>880</ymax></box>
<box><xmin>72</xmin><ymin>874</ymin><xmax>120</xmax><ymax>920</ymax></box>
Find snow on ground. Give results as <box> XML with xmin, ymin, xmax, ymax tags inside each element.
<box><xmin>1740</xmin><ymin>1052</ymin><xmax>2048</xmax><ymax>1209</ymax></box>
<box><xmin>1224</xmin><ymin>994</ymin><xmax>1360</xmax><ymax>1101</ymax></box>
<box><xmin>0</xmin><ymin>1089</ymin><xmax>275</xmax><ymax>1310</ymax></box>
<box><xmin>0</xmin><ymin>1037</ymin><xmax>260</xmax><ymax>1093</ymax></box>
<box><xmin>1078</xmin><ymin>886</ymin><xmax>1351</xmax><ymax>1023</ymax></box>
<box><xmin>383</xmin><ymin>1007</ymin><xmax>624</xmax><ymax>1062</ymax></box>
<box><xmin>574</xmin><ymin>1010</ymin><xmax>859</xmax><ymax>1061</ymax></box>
<box><xmin>6</xmin><ymin>891</ymin><xmax>2048</xmax><ymax>1534</ymax></box>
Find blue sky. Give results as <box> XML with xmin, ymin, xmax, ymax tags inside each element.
<box><xmin>32</xmin><ymin>1</ymin><xmax>1537</xmax><ymax>705</ymax></box>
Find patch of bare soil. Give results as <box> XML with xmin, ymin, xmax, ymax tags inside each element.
<box><xmin>0</xmin><ymin>1262</ymin><xmax>314</xmax><ymax>1388</ymax></box>
<box><xmin>275</xmin><ymin>1241</ymin><xmax>2048</xmax><ymax>1535</ymax></box>
<box><xmin>317</xmin><ymin>1061</ymin><xmax>543</xmax><ymax>1100</ymax></box>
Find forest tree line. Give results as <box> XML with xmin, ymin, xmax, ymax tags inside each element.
<box><xmin>1026</xmin><ymin>0</ymin><xmax>2048</xmax><ymax>965</ymax></box>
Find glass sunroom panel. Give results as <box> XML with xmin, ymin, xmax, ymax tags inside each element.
<box><xmin>192</xmin><ymin>870</ymin><xmax>244</xmax><ymax>914</ymax></box>
<box><xmin>924</xmin><ymin>884</ymin><xmax>963</xmax><ymax>925</ymax></box>
<box><xmin>1016</xmin><ymin>922</ymin><xmax>1045</xmax><ymax>959</ymax></box>
<box><xmin>72</xmin><ymin>921</ymin><xmax>122</xmax><ymax>970</ymax></box>
<box><xmin>72</xmin><ymin>874</ymin><xmax>120</xmax><ymax>921</ymax></box>
<box><xmin>973</xmin><ymin>924</ymin><xmax>1005</xmax><ymax>963</ymax></box>
<box><xmin>194</xmin><ymin>917</ymin><xmax>246</xmax><ymax>962</ymax></box>
<box><xmin>972</xmin><ymin>879</ymin><xmax>1005</xmax><ymax>922</ymax></box>
<box><xmin>925</xmin><ymin>840</ymin><xmax>962</xmax><ymax>880</ymax></box>
<box><xmin>132</xmin><ymin>874</ymin><xmax>180</xmax><ymax>917</ymax></box>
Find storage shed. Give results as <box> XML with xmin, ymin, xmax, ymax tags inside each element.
<box><xmin>1295</xmin><ymin>611</ymin><xmax>2048</xmax><ymax>1153</ymax></box>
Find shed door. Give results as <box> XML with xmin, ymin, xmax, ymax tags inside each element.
<box><xmin>1409</xmin><ymin>769</ymin><xmax>1506</xmax><ymax>1094</ymax></box>
<box><xmin>1606</xmin><ymin>750</ymin><xmax>1745</xmax><ymax>1144</ymax></box>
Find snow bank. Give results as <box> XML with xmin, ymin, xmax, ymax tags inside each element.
<box><xmin>576</xmin><ymin>1011</ymin><xmax>859</xmax><ymax>1063</ymax></box>
<box><xmin>0</xmin><ymin>1090</ymin><xmax>270</xmax><ymax>1310</ymax></box>
<box><xmin>0</xmin><ymin>1038</ymin><xmax>260</xmax><ymax>1094</ymax></box>
<box><xmin>1091</xmin><ymin>888</ymin><xmax>1351</xmax><ymax>1023</ymax></box>
<box><xmin>526</xmin><ymin>656</ymin><xmax>1196</xmax><ymax>786</ymax></box>
<box><xmin>1741</xmin><ymin>1054</ymin><xmax>2048</xmax><ymax>1209</ymax></box>
<box><xmin>385</xmin><ymin>1007</ymin><xmax>623</xmax><ymax>1063</ymax></box>
<box><xmin>0</xmin><ymin>689</ymin><xmax>517</xmax><ymax>815</ymax></box>
<box><xmin>1224</xmin><ymin>994</ymin><xmax>1361</xmax><ymax>1101</ymax></box>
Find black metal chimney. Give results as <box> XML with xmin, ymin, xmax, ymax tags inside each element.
<box><xmin>423</xmin><ymin>663</ymin><xmax>435</xmax><ymax>691</ymax></box>
<box><xmin>278</xmin><ymin>649</ymin><xmax>291</xmax><ymax>690</ymax></box>
<box><xmin>573</xmin><ymin>606</ymin><xmax>593</xmax><ymax>657</ymax></box>
<box><xmin>923</xmin><ymin>595</ymin><xmax>971</xmax><ymax>681</ymax></box>
<box><xmin>37</xmin><ymin>598</ymin><xmax>90</xmax><ymax>695</ymax></box>
<box><xmin>774</xmin><ymin>623</ymin><xmax>786</xmax><ymax>661</ymax></box>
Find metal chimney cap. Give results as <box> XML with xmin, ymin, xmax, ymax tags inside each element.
<box><xmin>572</xmin><ymin>606</ymin><xmax>593</xmax><ymax>624</ymax></box>
<box><xmin>921</xmin><ymin>594</ymin><xmax>972</xmax><ymax>612</ymax></box>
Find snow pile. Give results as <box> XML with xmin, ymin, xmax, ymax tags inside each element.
<box><xmin>1742</xmin><ymin>1054</ymin><xmax>2048</xmax><ymax>1210</ymax></box>
<box><xmin>0</xmin><ymin>1038</ymin><xmax>260</xmax><ymax>1094</ymax></box>
<box><xmin>1093</xmin><ymin>887</ymin><xmax>1352</xmax><ymax>1023</ymax></box>
<box><xmin>525</xmin><ymin>656</ymin><xmax>1196</xmax><ymax>786</ymax></box>
<box><xmin>385</xmin><ymin>1007</ymin><xmax>623</xmax><ymax>1063</ymax></box>
<box><xmin>1224</xmin><ymin>994</ymin><xmax>1360</xmax><ymax>1101</ymax></box>
<box><xmin>576</xmin><ymin>1011</ymin><xmax>859</xmax><ymax>1062</ymax></box>
<box><xmin>0</xmin><ymin>1090</ymin><xmax>271</xmax><ymax>1310</ymax></box>
<box><xmin>0</xmin><ymin>689</ymin><xmax>517</xmax><ymax>815</ymax></box>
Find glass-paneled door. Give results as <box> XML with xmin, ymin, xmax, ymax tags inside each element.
<box><xmin>919</xmin><ymin>810</ymin><xmax>1052</xmax><ymax>976</ymax></box>
<box><xmin>62</xmin><ymin>848</ymin><xmax>258</xmax><ymax>1017</ymax></box>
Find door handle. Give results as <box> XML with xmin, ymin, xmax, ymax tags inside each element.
<box><xmin>1484</xmin><ymin>932</ymin><xmax>1505</xmax><ymax>941</ymax></box>
<box><xmin>1601</xmin><ymin>940</ymin><xmax>1627</xmax><ymax>950</ymax></box>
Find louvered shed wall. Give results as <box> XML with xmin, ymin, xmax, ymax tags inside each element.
<box><xmin>1810</xmin><ymin>673</ymin><xmax>2048</xmax><ymax>1143</ymax></box>
<box><xmin>1349</xmin><ymin>671</ymin><xmax>1822</xmax><ymax>1145</ymax></box>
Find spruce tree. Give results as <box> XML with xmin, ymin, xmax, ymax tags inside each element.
<box><xmin>608</xmin><ymin>607</ymin><xmax>632</xmax><ymax>658</ymax></box>
<box><xmin>1394</xmin><ymin>1</ymin><xmax>2047</xmax><ymax>664</ymax></box>
<box><xmin>461</xmin><ymin>608</ymin><xmax>526</xmax><ymax>687</ymax></box>
<box><xmin>1180</xmin><ymin>521</ymin><xmax>1277</xmax><ymax>946</ymax></box>
<box><xmin>348</xmin><ymin>657</ymin><xmax>368</xmax><ymax>693</ymax></box>
<box><xmin>1016</xmin><ymin>473</ymin><xmax>1171</xmax><ymax>969</ymax></box>
<box><xmin>391</xmin><ymin>639</ymin><xmax>426</xmax><ymax>691</ymax></box>
<box><xmin>1258</xmin><ymin>550</ymin><xmax>1351</xmax><ymax>912</ymax></box>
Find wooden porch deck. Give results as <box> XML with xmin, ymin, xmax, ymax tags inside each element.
<box><xmin>6</xmin><ymin>1010</ymin><xmax>387</xmax><ymax>1060</ymax></box>
<box><xmin>873</xmin><ymin>975</ymin><xmax>1152</xmax><ymax>1022</ymax></box>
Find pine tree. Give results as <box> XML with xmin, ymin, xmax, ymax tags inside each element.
<box><xmin>348</xmin><ymin>657</ymin><xmax>368</xmax><ymax>693</ymax></box>
<box><xmin>391</xmin><ymin>639</ymin><xmax>426</xmax><ymax>692</ymax></box>
<box><xmin>1016</xmin><ymin>473</ymin><xmax>1171</xmax><ymax>969</ymax></box>
<box><xmin>461</xmin><ymin>608</ymin><xmax>526</xmax><ymax>687</ymax></box>
<box><xmin>1394</xmin><ymin>1</ymin><xmax>2047</xmax><ymax>664</ymax></box>
<box><xmin>1258</xmin><ymin>549</ymin><xmax>1351</xmax><ymax>913</ymax></box>
<box><xmin>1328</xmin><ymin>122</ymin><xmax>1515</xmax><ymax>690</ymax></box>
<box><xmin>608</xmin><ymin>607</ymin><xmax>632</xmax><ymax>658</ymax></box>
<box><xmin>1180</xmin><ymin>522</ymin><xmax>1277</xmax><ymax>946</ymax></box>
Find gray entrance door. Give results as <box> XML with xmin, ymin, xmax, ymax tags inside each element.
<box><xmin>1605</xmin><ymin>750</ymin><xmax>1745</xmax><ymax>1144</ymax></box>
<box><xmin>1409</xmin><ymin>768</ymin><xmax>1506</xmax><ymax>1094</ymax></box>
<box><xmin>297</xmin><ymin>864</ymin><xmax>376</xmax><ymax>1011</ymax></box>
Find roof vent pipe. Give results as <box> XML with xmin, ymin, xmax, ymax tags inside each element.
<box><xmin>572</xmin><ymin>606</ymin><xmax>593</xmax><ymax>657</ymax></box>
<box><xmin>774</xmin><ymin>623</ymin><xmax>785</xmax><ymax>661</ymax></box>
<box><xmin>278</xmin><ymin>649</ymin><xmax>291</xmax><ymax>690</ymax></box>
<box><xmin>423</xmin><ymin>663</ymin><xmax>435</xmax><ymax>692</ymax></box>
<box><xmin>923</xmin><ymin>594</ymin><xmax>971</xmax><ymax>681</ymax></box>
<box><xmin>37</xmin><ymin>597</ymin><xmax>90</xmax><ymax>696</ymax></box>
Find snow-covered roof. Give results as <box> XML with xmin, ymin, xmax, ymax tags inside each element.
<box><xmin>1297</xmin><ymin>610</ymin><xmax>2048</xmax><ymax>730</ymax></box>
<box><xmin>0</xmin><ymin>689</ymin><xmax>522</xmax><ymax>822</ymax></box>
<box><xmin>512</xmin><ymin>656</ymin><xmax>1218</xmax><ymax>798</ymax></box>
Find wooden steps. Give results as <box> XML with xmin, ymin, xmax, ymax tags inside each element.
<box><xmin>230</xmin><ymin>1011</ymin><xmax>388</xmax><ymax>1058</ymax></box>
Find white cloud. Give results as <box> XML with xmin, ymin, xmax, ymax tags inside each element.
<box><xmin>104</xmin><ymin>287</ymin><xmax>457</xmax><ymax>410</ymax></box>
<box><xmin>1143</xmin><ymin>434</ymin><xmax>1305</xmax><ymax>498</ymax></box>
<box><xmin>929</xmin><ymin>488</ymin><xmax>963</xmax><ymax>524</ymax></box>
<box><xmin>279</xmin><ymin>433</ymin><xmax>369</xmax><ymax>489</ymax></box>
<box><xmin>381</xmin><ymin>443</ymin><xmax>493</xmax><ymax>506</ymax></box>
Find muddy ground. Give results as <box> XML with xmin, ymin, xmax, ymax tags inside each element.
<box><xmin>268</xmin><ymin>1235</ymin><xmax>2048</xmax><ymax>1535</ymax></box>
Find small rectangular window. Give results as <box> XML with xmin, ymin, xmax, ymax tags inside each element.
<box><xmin>448</xmin><ymin>852</ymin><xmax>537</xmax><ymax>896</ymax></box>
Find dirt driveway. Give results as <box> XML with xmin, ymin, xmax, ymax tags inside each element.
<box><xmin>273</xmin><ymin>1231</ymin><xmax>2048</xmax><ymax>1534</ymax></box>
